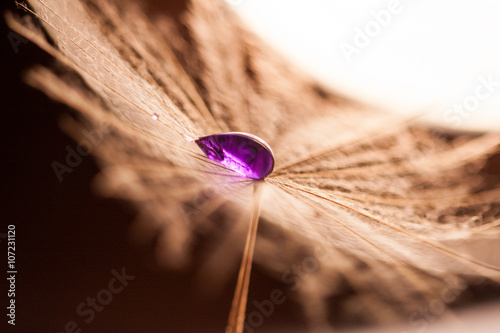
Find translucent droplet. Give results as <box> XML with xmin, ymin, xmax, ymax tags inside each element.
<box><xmin>152</xmin><ymin>113</ymin><xmax>159</xmax><ymax>120</ymax></box>
<box><xmin>196</xmin><ymin>132</ymin><xmax>274</xmax><ymax>179</ymax></box>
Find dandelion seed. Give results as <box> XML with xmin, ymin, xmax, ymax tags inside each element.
<box><xmin>12</xmin><ymin>0</ymin><xmax>500</xmax><ymax>331</ymax></box>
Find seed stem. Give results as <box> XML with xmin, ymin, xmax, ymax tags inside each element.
<box><xmin>226</xmin><ymin>181</ymin><xmax>264</xmax><ymax>333</ymax></box>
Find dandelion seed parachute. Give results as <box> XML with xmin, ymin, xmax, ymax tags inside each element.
<box><xmin>10</xmin><ymin>0</ymin><xmax>500</xmax><ymax>331</ymax></box>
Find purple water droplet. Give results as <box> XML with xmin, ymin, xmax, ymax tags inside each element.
<box><xmin>152</xmin><ymin>113</ymin><xmax>159</xmax><ymax>120</ymax></box>
<box><xmin>196</xmin><ymin>132</ymin><xmax>275</xmax><ymax>179</ymax></box>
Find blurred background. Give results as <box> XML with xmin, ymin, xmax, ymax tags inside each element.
<box><xmin>228</xmin><ymin>0</ymin><xmax>500</xmax><ymax>131</ymax></box>
<box><xmin>2</xmin><ymin>0</ymin><xmax>500</xmax><ymax>332</ymax></box>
